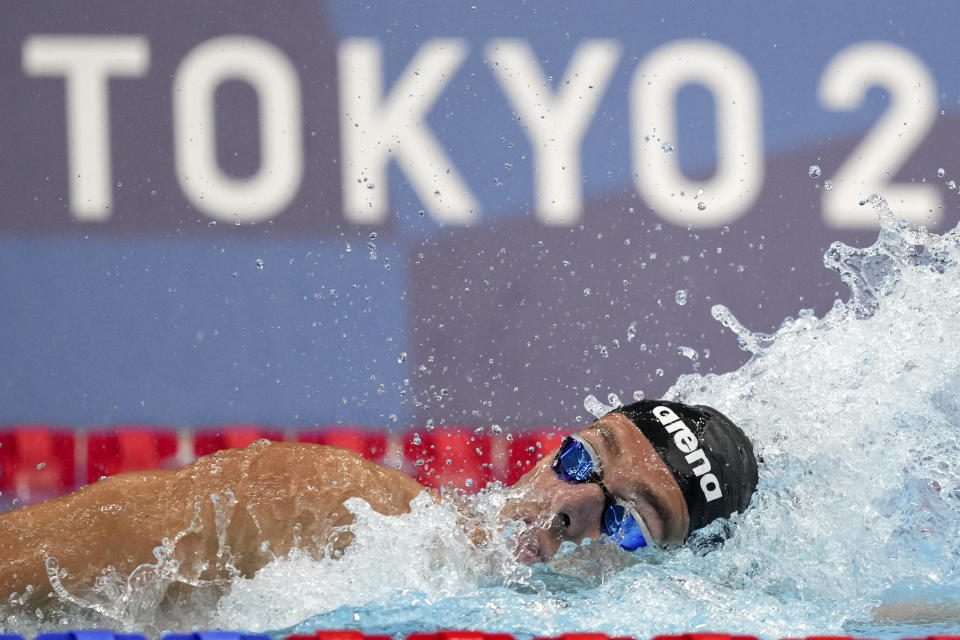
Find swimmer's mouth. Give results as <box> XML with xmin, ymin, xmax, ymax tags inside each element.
<box><xmin>515</xmin><ymin>529</ymin><xmax>545</xmax><ymax>565</ymax></box>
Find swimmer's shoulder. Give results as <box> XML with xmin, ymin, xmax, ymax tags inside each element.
<box><xmin>177</xmin><ymin>439</ymin><xmax>428</xmax><ymax>511</ymax></box>
<box><xmin>178</xmin><ymin>438</ymin><xmax>368</xmax><ymax>470</ymax></box>
<box><xmin>199</xmin><ymin>439</ymin><xmax>384</xmax><ymax>473</ymax></box>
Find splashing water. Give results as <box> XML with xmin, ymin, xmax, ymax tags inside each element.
<box><xmin>214</xmin><ymin>494</ymin><xmax>527</xmax><ymax>633</ymax></box>
<box><xmin>583</xmin><ymin>394</ymin><xmax>615</xmax><ymax>419</ymax></box>
<box><xmin>5</xmin><ymin>195</ymin><xmax>960</xmax><ymax>638</ymax></box>
<box><xmin>219</xmin><ymin>195</ymin><xmax>960</xmax><ymax>638</ymax></box>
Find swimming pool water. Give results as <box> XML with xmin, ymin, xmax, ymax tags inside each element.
<box><xmin>4</xmin><ymin>195</ymin><xmax>960</xmax><ymax>639</ymax></box>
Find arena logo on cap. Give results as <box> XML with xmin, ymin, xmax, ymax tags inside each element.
<box><xmin>652</xmin><ymin>405</ymin><xmax>723</xmax><ymax>502</ymax></box>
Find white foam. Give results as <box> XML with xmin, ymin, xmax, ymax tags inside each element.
<box><xmin>212</xmin><ymin>492</ymin><xmax>526</xmax><ymax>631</ymax></box>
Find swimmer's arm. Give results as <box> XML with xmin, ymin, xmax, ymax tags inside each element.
<box><xmin>0</xmin><ymin>442</ymin><xmax>427</xmax><ymax>607</ymax></box>
<box><xmin>0</xmin><ymin>468</ymin><xmax>177</xmax><ymax>607</ymax></box>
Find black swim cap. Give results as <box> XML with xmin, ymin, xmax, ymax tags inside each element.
<box><xmin>613</xmin><ymin>400</ymin><xmax>758</xmax><ymax>535</ymax></box>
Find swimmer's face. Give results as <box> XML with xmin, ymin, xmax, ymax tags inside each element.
<box><xmin>503</xmin><ymin>412</ymin><xmax>690</xmax><ymax>564</ymax></box>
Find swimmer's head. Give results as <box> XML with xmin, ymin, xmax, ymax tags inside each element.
<box><xmin>615</xmin><ymin>400</ymin><xmax>759</xmax><ymax>533</ymax></box>
<box><xmin>504</xmin><ymin>400</ymin><xmax>759</xmax><ymax>564</ymax></box>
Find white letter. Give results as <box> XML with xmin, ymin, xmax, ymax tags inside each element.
<box><xmin>684</xmin><ymin>448</ymin><xmax>712</xmax><ymax>477</ymax></box>
<box><xmin>486</xmin><ymin>39</ymin><xmax>620</xmax><ymax>225</ymax></box>
<box><xmin>339</xmin><ymin>38</ymin><xmax>478</xmax><ymax>225</ymax></box>
<box><xmin>673</xmin><ymin>428</ymin><xmax>698</xmax><ymax>454</ymax></box>
<box><xmin>653</xmin><ymin>405</ymin><xmax>679</xmax><ymax>425</ymax></box>
<box><xmin>174</xmin><ymin>35</ymin><xmax>303</xmax><ymax>223</ymax></box>
<box><xmin>632</xmin><ymin>40</ymin><xmax>763</xmax><ymax>227</ymax></box>
<box><xmin>22</xmin><ymin>35</ymin><xmax>149</xmax><ymax>221</ymax></box>
<box><xmin>818</xmin><ymin>42</ymin><xmax>939</xmax><ymax>228</ymax></box>
<box><xmin>700</xmin><ymin>473</ymin><xmax>722</xmax><ymax>502</ymax></box>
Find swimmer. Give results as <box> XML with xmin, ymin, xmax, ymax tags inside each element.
<box><xmin>0</xmin><ymin>400</ymin><xmax>757</xmax><ymax>609</ymax></box>
<box><xmin>503</xmin><ymin>400</ymin><xmax>757</xmax><ymax>562</ymax></box>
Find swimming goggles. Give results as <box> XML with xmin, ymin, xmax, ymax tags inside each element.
<box><xmin>551</xmin><ymin>434</ymin><xmax>657</xmax><ymax>551</ymax></box>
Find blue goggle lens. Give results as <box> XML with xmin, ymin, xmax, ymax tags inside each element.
<box><xmin>602</xmin><ymin>503</ymin><xmax>648</xmax><ymax>550</ymax></box>
<box><xmin>553</xmin><ymin>438</ymin><xmax>595</xmax><ymax>482</ymax></box>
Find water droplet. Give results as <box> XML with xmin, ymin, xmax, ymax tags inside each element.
<box><xmin>947</xmin><ymin>180</ymin><xmax>957</xmax><ymax>191</ymax></box>
<box><xmin>808</xmin><ymin>164</ymin><xmax>822</xmax><ymax>179</ymax></box>
<box><xmin>36</xmin><ymin>462</ymin><xmax>46</xmax><ymax>470</ymax></box>
<box><xmin>632</xmin><ymin>390</ymin><xmax>645</xmax><ymax>401</ymax></box>
<box><xmin>938</xmin><ymin>167</ymin><xmax>946</xmax><ymax>178</ymax></box>
<box><xmin>675</xmin><ymin>289</ymin><xmax>688</xmax><ymax>306</ymax></box>
<box><xmin>655</xmin><ymin>368</ymin><xmax>664</xmax><ymax>377</ymax></box>
<box><xmin>425</xmin><ymin>418</ymin><xmax>435</xmax><ymax>431</ymax></box>
<box><xmin>583</xmin><ymin>394</ymin><xmax>614</xmax><ymax>419</ymax></box>
<box><xmin>583</xmin><ymin>288</ymin><xmax>591</xmax><ymax>296</ymax></box>
<box><xmin>397</xmin><ymin>351</ymin><xmax>407</xmax><ymax>364</ymax></box>
<box><xmin>345</xmin><ymin>242</ymin><xmax>352</xmax><ymax>252</ymax></box>
<box><xmin>388</xmin><ymin>413</ymin><xmax>398</xmax><ymax>423</ymax></box>
<box><xmin>490</xmin><ymin>424</ymin><xmax>502</xmax><ymax>434</ymax></box>
<box><xmin>412</xmin><ymin>433</ymin><xmax>421</xmax><ymax>445</ymax></box>
<box><xmin>677</xmin><ymin>345</ymin><xmax>699</xmax><ymax>361</ymax></box>
<box><xmin>207</xmin><ymin>220</ymin><xmax>217</xmax><ymax>227</ymax></box>
<box><xmin>660</xmin><ymin>141</ymin><xmax>674</xmax><ymax>153</ymax></box>
<box><xmin>697</xmin><ymin>201</ymin><xmax>707</xmax><ymax>211</ymax></box>
<box><xmin>607</xmin><ymin>392</ymin><xmax>622</xmax><ymax>407</ymax></box>
<box><xmin>824</xmin><ymin>180</ymin><xmax>832</xmax><ymax>191</ymax></box>
<box><xmin>255</xmin><ymin>258</ymin><xmax>264</xmax><ymax>270</ymax></box>
<box><xmin>465</xmin><ymin>478</ymin><xmax>474</xmax><ymax>487</ymax></box>
<box><xmin>626</xmin><ymin>321</ymin><xmax>638</xmax><ymax>342</ymax></box>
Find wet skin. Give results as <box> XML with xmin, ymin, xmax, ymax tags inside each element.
<box><xmin>502</xmin><ymin>412</ymin><xmax>690</xmax><ymax>563</ymax></box>
<box><xmin>0</xmin><ymin>415</ymin><xmax>687</xmax><ymax>609</ymax></box>
<box><xmin>0</xmin><ymin>441</ymin><xmax>425</xmax><ymax>609</ymax></box>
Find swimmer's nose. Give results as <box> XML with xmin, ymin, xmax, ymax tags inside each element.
<box><xmin>550</xmin><ymin>482</ymin><xmax>606</xmax><ymax>539</ymax></box>
<box><xmin>502</xmin><ymin>466</ymin><xmax>605</xmax><ymax>537</ymax></box>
